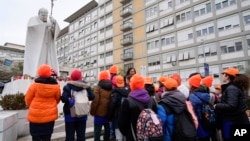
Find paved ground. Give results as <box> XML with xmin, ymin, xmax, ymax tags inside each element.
<box><xmin>18</xmin><ymin>115</ymin><xmax>96</xmax><ymax>141</ymax></box>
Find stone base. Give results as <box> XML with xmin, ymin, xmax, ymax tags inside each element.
<box><xmin>0</xmin><ymin>111</ymin><xmax>18</xmax><ymax>141</ymax></box>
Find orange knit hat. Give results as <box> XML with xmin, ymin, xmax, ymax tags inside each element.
<box><xmin>109</xmin><ymin>65</ymin><xmax>118</xmax><ymax>74</ymax></box>
<box><xmin>70</xmin><ymin>69</ymin><xmax>82</xmax><ymax>81</ymax></box>
<box><xmin>130</xmin><ymin>74</ymin><xmax>145</xmax><ymax>91</ymax></box>
<box><xmin>37</xmin><ymin>64</ymin><xmax>51</xmax><ymax>78</ymax></box>
<box><xmin>221</xmin><ymin>67</ymin><xmax>239</xmax><ymax>77</ymax></box>
<box><xmin>189</xmin><ymin>74</ymin><xmax>202</xmax><ymax>88</ymax></box>
<box><xmin>163</xmin><ymin>77</ymin><xmax>178</xmax><ymax>90</ymax></box>
<box><xmin>116</xmin><ymin>75</ymin><xmax>124</xmax><ymax>87</ymax></box>
<box><xmin>170</xmin><ymin>73</ymin><xmax>181</xmax><ymax>86</ymax></box>
<box><xmin>201</xmin><ymin>75</ymin><xmax>213</xmax><ymax>87</ymax></box>
<box><xmin>158</xmin><ymin>76</ymin><xmax>167</xmax><ymax>83</ymax></box>
<box><xmin>99</xmin><ymin>71</ymin><xmax>109</xmax><ymax>80</ymax></box>
<box><xmin>144</xmin><ymin>77</ymin><xmax>153</xmax><ymax>84</ymax></box>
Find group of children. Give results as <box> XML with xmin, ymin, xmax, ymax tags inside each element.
<box><xmin>24</xmin><ymin>64</ymin><xmax>250</xmax><ymax>141</ymax></box>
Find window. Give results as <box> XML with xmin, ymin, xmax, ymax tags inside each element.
<box><xmin>106</xmin><ymin>25</ymin><xmax>112</xmax><ymax>31</ymax></box>
<box><xmin>220</xmin><ymin>38</ymin><xmax>243</xmax><ymax>54</ymax></box>
<box><xmin>160</xmin><ymin>16</ymin><xmax>174</xmax><ymax>28</ymax></box>
<box><xmin>161</xmin><ymin>35</ymin><xmax>175</xmax><ymax>46</ymax></box>
<box><xmin>194</xmin><ymin>2</ymin><xmax>212</xmax><ymax>17</ymax></box>
<box><xmin>147</xmin><ymin>39</ymin><xmax>160</xmax><ymax>50</ymax></box>
<box><xmin>159</xmin><ymin>0</ymin><xmax>173</xmax><ymax>11</ymax></box>
<box><xmin>198</xmin><ymin>43</ymin><xmax>217</xmax><ymax>57</ymax></box>
<box><xmin>217</xmin><ymin>15</ymin><xmax>240</xmax><ymax>32</ymax></box>
<box><xmin>177</xmin><ymin>28</ymin><xmax>193</xmax><ymax>42</ymax></box>
<box><xmin>178</xmin><ymin>49</ymin><xmax>195</xmax><ymax>61</ymax></box>
<box><xmin>215</xmin><ymin>0</ymin><xmax>237</xmax><ymax>10</ymax></box>
<box><xmin>106</xmin><ymin>38</ymin><xmax>113</xmax><ymax>44</ymax></box>
<box><xmin>124</xmin><ymin>63</ymin><xmax>134</xmax><ymax>73</ymax></box>
<box><xmin>243</xmin><ymin>11</ymin><xmax>250</xmax><ymax>25</ymax></box>
<box><xmin>146</xmin><ymin>21</ymin><xmax>158</xmax><ymax>33</ymax></box>
<box><xmin>176</xmin><ymin>9</ymin><xmax>192</xmax><ymax>23</ymax></box>
<box><xmin>163</xmin><ymin>53</ymin><xmax>176</xmax><ymax>64</ymax></box>
<box><xmin>148</xmin><ymin>55</ymin><xmax>161</xmax><ymax>66</ymax></box>
<box><xmin>146</xmin><ymin>5</ymin><xmax>158</xmax><ymax>18</ymax></box>
<box><xmin>106</xmin><ymin>51</ymin><xmax>113</xmax><ymax>57</ymax></box>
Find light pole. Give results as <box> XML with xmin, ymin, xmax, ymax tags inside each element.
<box><xmin>201</xmin><ymin>39</ymin><xmax>209</xmax><ymax>77</ymax></box>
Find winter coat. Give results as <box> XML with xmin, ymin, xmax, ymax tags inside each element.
<box><xmin>108</xmin><ymin>86</ymin><xmax>130</xmax><ymax>127</ymax></box>
<box><xmin>61</xmin><ymin>80</ymin><xmax>94</xmax><ymax>122</ymax></box>
<box><xmin>90</xmin><ymin>80</ymin><xmax>112</xmax><ymax>117</ymax></box>
<box><xmin>216</xmin><ymin>82</ymin><xmax>248</xmax><ymax>120</ymax></box>
<box><xmin>25</xmin><ymin>77</ymin><xmax>61</xmax><ymax>123</ymax></box>
<box><xmin>189</xmin><ymin>91</ymin><xmax>211</xmax><ymax>138</ymax></box>
<box><xmin>215</xmin><ymin>82</ymin><xmax>249</xmax><ymax>139</ymax></box>
<box><xmin>157</xmin><ymin>90</ymin><xmax>186</xmax><ymax>141</ymax></box>
<box><xmin>118</xmin><ymin>89</ymin><xmax>157</xmax><ymax>141</ymax></box>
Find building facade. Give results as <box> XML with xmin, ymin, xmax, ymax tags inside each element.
<box><xmin>56</xmin><ymin>0</ymin><xmax>250</xmax><ymax>85</ymax></box>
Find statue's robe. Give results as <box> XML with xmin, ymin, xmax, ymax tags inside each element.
<box><xmin>23</xmin><ymin>16</ymin><xmax>60</xmax><ymax>77</ymax></box>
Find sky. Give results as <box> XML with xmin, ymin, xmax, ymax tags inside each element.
<box><xmin>0</xmin><ymin>0</ymin><xmax>92</xmax><ymax>46</ymax></box>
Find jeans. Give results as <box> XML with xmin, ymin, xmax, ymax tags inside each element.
<box><xmin>65</xmin><ymin>120</ymin><xmax>86</xmax><ymax>141</ymax></box>
<box><xmin>94</xmin><ymin>123</ymin><xmax>110</xmax><ymax>141</ymax></box>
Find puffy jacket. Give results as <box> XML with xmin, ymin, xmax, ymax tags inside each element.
<box><xmin>158</xmin><ymin>90</ymin><xmax>186</xmax><ymax>141</ymax></box>
<box><xmin>189</xmin><ymin>91</ymin><xmax>211</xmax><ymax>138</ymax></box>
<box><xmin>61</xmin><ymin>80</ymin><xmax>94</xmax><ymax>122</ymax></box>
<box><xmin>90</xmin><ymin>80</ymin><xmax>112</xmax><ymax>117</ymax></box>
<box><xmin>25</xmin><ymin>77</ymin><xmax>61</xmax><ymax>123</ymax></box>
<box><xmin>216</xmin><ymin>83</ymin><xmax>248</xmax><ymax>119</ymax></box>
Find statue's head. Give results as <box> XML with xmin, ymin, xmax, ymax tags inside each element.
<box><xmin>38</xmin><ymin>8</ymin><xmax>48</xmax><ymax>22</ymax></box>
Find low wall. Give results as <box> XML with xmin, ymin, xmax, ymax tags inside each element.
<box><xmin>0</xmin><ymin>111</ymin><xmax>18</xmax><ymax>141</ymax></box>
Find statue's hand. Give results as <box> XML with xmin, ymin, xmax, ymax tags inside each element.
<box><xmin>49</xmin><ymin>16</ymin><xmax>56</xmax><ymax>24</ymax></box>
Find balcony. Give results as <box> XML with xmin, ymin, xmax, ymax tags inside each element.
<box><xmin>121</xmin><ymin>52</ymin><xmax>133</xmax><ymax>61</ymax></box>
<box><xmin>121</xmin><ymin>37</ymin><xmax>133</xmax><ymax>46</ymax></box>
<box><xmin>120</xmin><ymin>22</ymin><xmax>133</xmax><ymax>32</ymax></box>
<box><xmin>120</xmin><ymin>0</ymin><xmax>131</xmax><ymax>4</ymax></box>
<box><xmin>120</xmin><ymin>8</ymin><xmax>132</xmax><ymax>18</ymax></box>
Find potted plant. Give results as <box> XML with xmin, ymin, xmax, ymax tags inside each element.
<box><xmin>0</xmin><ymin>92</ymin><xmax>29</xmax><ymax>138</ymax></box>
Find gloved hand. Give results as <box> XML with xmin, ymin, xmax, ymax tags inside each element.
<box><xmin>69</xmin><ymin>99</ymin><xmax>75</xmax><ymax>107</ymax></box>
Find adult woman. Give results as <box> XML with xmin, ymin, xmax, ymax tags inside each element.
<box><xmin>215</xmin><ymin>67</ymin><xmax>250</xmax><ymax>141</ymax></box>
<box><xmin>125</xmin><ymin>67</ymin><xmax>136</xmax><ymax>77</ymax></box>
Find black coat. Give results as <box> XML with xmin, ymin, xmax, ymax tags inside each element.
<box><xmin>216</xmin><ymin>82</ymin><xmax>249</xmax><ymax>123</ymax></box>
<box><xmin>108</xmin><ymin>86</ymin><xmax>130</xmax><ymax>126</ymax></box>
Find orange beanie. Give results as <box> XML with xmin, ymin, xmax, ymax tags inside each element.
<box><xmin>163</xmin><ymin>77</ymin><xmax>178</xmax><ymax>90</ymax></box>
<box><xmin>130</xmin><ymin>74</ymin><xmax>145</xmax><ymax>91</ymax></box>
<box><xmin>99</xmin><ymin>71</ymin><xmax>109</xmax><ymax>80</ymax></box>
<box><xmin>189</xmin><ymin>74</ymin><xmax>201</xmax><ymax>88</ymax></box>
<box><xmin>116</xmin><ymin>75</ymin><xmax>124</xmax><ymax>87</ymax></box>
<box><xmin>170</xmin><ymin>73</ymin><xmax>181</xmax><ymax>86</ymax></box>
<box><xmin>109</xmin><ymin>65</ymin><xmax>118</xmax><ymax>74</ymax></box>
<box><xmin>144</xmin><ymin>77</ymin><xmax>153</xmax><ymax>84</ymax></box>
<box><xmin>201</xmin><ymin>76</ymin><xmax>213</xmax><ymax>87</ymax></box>
<box><xmin>221</xmin><ymin>67</ymin><xmax>239</xmax><ymax>77</ymax></box>
<box><xmin>158</xmin><ymin>76</ymin><xmax>167</xmax><ymax>83</ymax></box>
<box><xmin>70</xmin><ymin>69</ymin><xmax>82</xmax><ymax>81</ymax></box>
<box><xmin>37</xmin><ymin>64</ymin><xmax>51</xmax><ymax>78</ymax></box>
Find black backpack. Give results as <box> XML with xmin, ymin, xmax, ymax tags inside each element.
<box><xmin>161</xmin><ymin>103</ymin><xmax>197</xmax><ymax>141</ymax></box>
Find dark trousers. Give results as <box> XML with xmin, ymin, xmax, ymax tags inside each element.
<box><xmin>65</xmin><ymin>120</ymin><xmax>86</xmax><ymax>141</ymax></box>
<box><xmin>94</xmin><ymin>123</ymin><xmax>110</xmax><ymax>141</ymax></box>
<box><xmin>32</xmin><ymin>135</ymin><xmax>51</xmax><ymax>141</ymax></box>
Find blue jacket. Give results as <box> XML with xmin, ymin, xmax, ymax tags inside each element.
<box><xmin>157</xmin><ymin>90</ymin><xmax>186</xmax><ymax>141</ymax></box>
<box><xmin>189</xmin><ymin>91</ymin><xmax>211</xmax><ymax>138</ymax></box>
<box><xmin>61</xmin><ymin>80</ymin><xmax>94</xmax><ymax>122</ymax></box>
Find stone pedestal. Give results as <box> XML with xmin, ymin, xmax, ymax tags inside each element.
<box><xmin>0</xmin><ymin>111</ymin><xmax>18</xmax><ymax>141</ymax></box>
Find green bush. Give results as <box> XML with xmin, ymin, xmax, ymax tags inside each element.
<box><xmin>0</xmin><ymin>93</ymin><xmax>27</xmax><ymax>110</ymax></box>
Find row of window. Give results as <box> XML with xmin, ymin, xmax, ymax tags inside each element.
<box><xmin>147</xmin><ymin>37</ymin><xmax>249</xmax><ymax>67</ymax></box>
